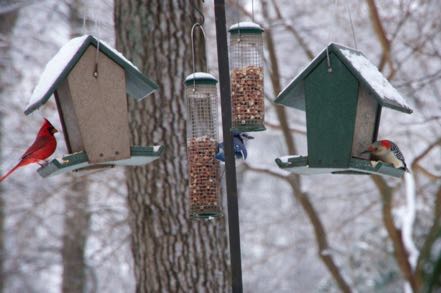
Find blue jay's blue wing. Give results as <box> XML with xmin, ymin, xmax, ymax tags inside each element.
<box><xmin>215</xmin><ymin>142</ymin><xmax>225</xmax><ymax>162</ymax></box>
<box><xmin>233</xmin><ymin>137</ymin><xmax>247</xmax><ymax>159</ymax></box>
<box><xmin>216</xmin><ymin>134</ymin><xmax>250</xmax><ymax>161</ymax></box>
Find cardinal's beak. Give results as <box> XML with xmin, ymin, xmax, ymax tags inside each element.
<box><xmin>51</xmin><ymin>128</ymin><xmax>58</xmax><ymax>134</ymax></box>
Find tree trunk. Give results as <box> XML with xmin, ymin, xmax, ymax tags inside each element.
<box><xmin>114</xmin><ymin>1</ymin><xmax>229</xmax><ymax>291</ymax></box>
<box><xmin>0</xmin><ymin>6</ymin><xmax>19</xmax><ymax>292</ymax></box>
<box><xmin>61</xmin><ymin>1</ymin><xmax>90</xmax><ymax>292</ymax></box>
<box><xmin>61</xmin><ymin>175</ymin><xmax>90</xmax><ymax>293</ymax></box>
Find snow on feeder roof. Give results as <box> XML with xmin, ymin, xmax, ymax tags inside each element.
<box><xmin>273</xmin><ymin>43</ymin><xmax>413</xmax><ymax>178</ymax></box>
<box><xmin>184</xmin><ymin>72</ymin><xmax>218</xmax><ymax>85</ymax></box>
<box><xmin>229</xmin><ymin>21</ymin><xmax>264</xmax><ymax>34</ymax></box>
<box><xmin>25</xmin><ymin>35</ymin><xmax>158</xmax><ymax>115</ymax></box>
<box><xmin>24</xmin><ymin>35</ymin><xmax>163</xmax><ymax>177</ymax></box>
<box><xmin>276</xmin><ymin>43</ymin><xmax>413</xmax><ymax>114</ymax></box>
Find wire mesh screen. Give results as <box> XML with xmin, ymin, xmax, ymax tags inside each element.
<box><xmin>230</xmin><ymin>33</ymin><xmax>265</xmax><ymax>131</ymax></box>
<box><xmin>185</xmin><ymin>82</ymin><xmax>221</xmax><ymax>219</ymax></box>
<box><xmin>185</xmin><ymin>84</ymin><xmax>218</xmax><ymax>139</ymax></box>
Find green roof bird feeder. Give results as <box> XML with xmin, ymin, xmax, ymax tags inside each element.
<box><xmin>274</xmin><ymin>43</ymin><xmax>413</xmax><ymax>178</ymax></box>
<box><xmin>25</xmin><ymin>35</ymin><xmax>164</xmax><ymax>177</ymax></box>
<box><xmin>185</xmin><ymin>73</ymin><xmax>222</xmax><ymax>219</ymax></box>
<box><xmin>229</xmin><ymin>22</ymin><xmax>265</xmax><ymax>132</ymax></box>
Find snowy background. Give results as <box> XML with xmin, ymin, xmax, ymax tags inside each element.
<box><xmin>1</xmin><ymin>0</ymin><xmax>441</xmax><ymax>292</ymax></box>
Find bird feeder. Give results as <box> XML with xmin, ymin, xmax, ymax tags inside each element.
<box><xmin>185</xmin><ymin>73</ymin><xmax>222</xmax><ymax>219</ymax></box>
<box><xmin>229</xmin><ymin>22</ymin><xmax>265</xmax><ymax>132</ymax></box>
<box><xmin>24</xmin><ymin>35</ymin><xmax>164</xmax><ymax>177</ymax></box>
<box><xmin>274</xmin><ymin>43</ymin><xmax>413</xmax><ymax>178</ymax></box>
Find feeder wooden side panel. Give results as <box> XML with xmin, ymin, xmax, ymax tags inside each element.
<box><xmin>54</xmin><ymin>80</ymin><xmax>84</xmax><ymax>153</ymax></box>
<box><xmin>304</xmin><ymin>53</ymin><xmax>358</xmax><ymax>168</ymax></box>
<box><xmin>352</xmin><ymin>85</ymin><xmax>378</xmax><ymax>159</ymax></box>
<box><xmin>67</xmin><ymin>46</ymin><xmax>130</xmax><ymax>163</ymax></box>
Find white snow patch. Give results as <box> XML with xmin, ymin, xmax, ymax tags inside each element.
<box><xmin>26</xmin><ymin>35</ymin><xmax>141</xmax><ymax>111</ymax></box>
<box><xmin>99</xmin><ymin>38</ymin><xmax>140</xmax><ymax>71</ymax></box>
<box><xmin>152</xmin><ymin>145</ymin><xmax>162</xmax><ymax>152</ymax></box>
<box><xmin>229</xmin><ymin>21</ymin><xmax>264</xmax><ymax>32</ymax></box>
<box><xmin>340</xmin><ymin>48</ymin><xmax>411</xmax><ymax>110</ymax></box>
<box><xmin>278</xmin><ymin>155</ymin><xmax>303</xmax><ymax>163</ymax></box>
<box><xmin>184</xmin><ymin>72</ymin><xmax>217</xmax><ymax>82</ymax></box>
<box><xmin>402</xmin><ymin>171</ymin><xmax>419</xmax><ymax>269</ymax></box>
<box><xmin>27</xmin><ymin>35</ymin><xmax>88</xmax><ymax>109</ymax></box>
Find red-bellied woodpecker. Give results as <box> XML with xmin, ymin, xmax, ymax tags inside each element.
<box><xmin>361</xmin><ymin>140</ymin><xmax>409</xmax><ymax>171</ymax></box>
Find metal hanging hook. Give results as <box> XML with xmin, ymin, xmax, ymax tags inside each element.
<box><xmin>190</xmin><ymin>0</ymin><xmax>205</xmax><ymax>26</ymax></box>
<box><xmin>191</xmin><ymin>23</ymin><xmax>207</xmax><ymax>90</ymax></box>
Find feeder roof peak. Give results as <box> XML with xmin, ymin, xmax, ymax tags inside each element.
<box><xmin>275</xmin><ymin>42</ymin><xmax>413</xmax><ymax>114</ymax></box>
<box><xmin>25</xmin><ymin>35</ymin><xmax>158</xmax><ymax>115</ymax></box>
<box><xmin>229</xmin><ymin>21</ymin><xmax>264</xmax><ymax>34</ymax></box>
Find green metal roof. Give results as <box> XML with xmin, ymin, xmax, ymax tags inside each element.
<box><xmin>275</xmin><ymin>43</ymin><xmax>413</xmax><ymax>114</ymax></box>
<box><xmin>25</xmin><ymin>35</ymin><xmax>159</xmax><ymax>115</ymax></box>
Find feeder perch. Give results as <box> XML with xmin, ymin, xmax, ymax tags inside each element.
<box><xmin>185</xmin><ymin>73</ymin><xmax>222</xmax><ymax>219</ymax></box>
<box><xmin>274</xmin><ymin>43</ymin><xmax>413</xmax><ymax>178</ymax></box>
<box><xmin>24</xmin><ymin>35</ymin><xmax>163</xmax><ymax>177</ymax></box>
<box><xmin>229</xmin><ymin>22</ymin><xmax>265</xmax><ymax>132</ymax></box>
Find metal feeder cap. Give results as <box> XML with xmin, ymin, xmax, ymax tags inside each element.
<box><xmin>229</xmin><ymin>21</ymin><xmax>264</xmax><ymax>34</ymax></box>
<box><xmin>184</xmin><ymin>72</ymin><xmax>218</xmax><ymax>86</ymax></box>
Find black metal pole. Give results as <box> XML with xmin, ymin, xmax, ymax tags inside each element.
<box><xmin>213</xmin><ymin>1</ymin><xmax>243</xmax><ymax>292</ymax></box>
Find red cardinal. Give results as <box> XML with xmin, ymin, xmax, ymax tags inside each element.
<box><xmin>0</xmin><ymin>119</ymin><xmax>58</xmax><ymax>183</ymax></box>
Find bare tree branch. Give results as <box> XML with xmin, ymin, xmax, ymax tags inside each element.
<box><xmin>415</xmin><ymin>184</ymin><xmax>441</xmax><ymax>286</ymax></box>
<box><xmin>366</xmin><ymin>0</ymin><xmax>396</xmax><ymax>77</ymax></box>
<box><xmin>411</xmin><ymin>138</ymin><xmax>441</xmax><ymax>180</ymax></box>
<box><xmin>270</xmin><ymin>0</ymin><xmax>315</xmax><ymax>60</ymax></box>
<box><xmin>371</xmin><ymin>175</ymin><xmax>419</xmax><ymax>292</ymax></box>
<box><xmin>265</xmin><ymin>121</ymin><xmax>306</xmax><ymax>135</ymax></box>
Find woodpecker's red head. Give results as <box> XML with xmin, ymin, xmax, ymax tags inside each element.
<box><xmin>362</xmin><ymin>140</ymin><xmax>393</xmax><ymax>155</ymax></box>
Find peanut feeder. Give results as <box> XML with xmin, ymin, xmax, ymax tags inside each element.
<box><xmin>229</xmin><ymin>21</ymin><xmax>265</xmax><ymax>132</ymax></box>
<box><xmin>185</xmin><ymin>73</ymin><xmax>222</xmax><ymax>219</ymax></box>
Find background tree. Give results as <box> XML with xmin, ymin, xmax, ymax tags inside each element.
<box><xmin>0</xmin><ymin>2</ymin><xmax>19</xmax><ymax>290</ymax></box>
<box><xmin>60</xmin><ymin>1</ymin><xmax>91</xmax><ymax>292</ymax></box>
<box><xmin>114</xmin><ymin>1</ymin><xmax>229</xmax><ymax>291</ymax></box>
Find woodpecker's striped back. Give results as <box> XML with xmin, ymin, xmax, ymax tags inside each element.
<box><xmin>389</xmin><ymin>141</ymin><xmax>407</xmax><ymax>170</ymax></box>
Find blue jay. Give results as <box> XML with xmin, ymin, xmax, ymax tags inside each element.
<box><xmin>215</xmin><ymin>132</ymin><xmax>254</xmax><ymax>162</ymax></box>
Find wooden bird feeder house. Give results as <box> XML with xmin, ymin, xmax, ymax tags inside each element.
<box><xmin>24</xmin><ymin>35</ymin><xmax>164</xmax><ymax>177</ymax></box>
<box><xmin>274</xmin><ymin>43</ymin><xmax>413</xmax><ymax>178</ymax></box>
<box><xmin>185</xmin><ymin>73</ymin><xmax>222</xmax><ymax>219</ymax></box>
<box><xmin>229</xmin><ymin>22</ymin><xmax>265</xmax><ymax>132</ymax></box>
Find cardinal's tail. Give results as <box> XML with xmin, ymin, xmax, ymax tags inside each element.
<box><xmin>0</xmin><ymin>161</ymin><xmax>24</xmax><ymax>183</ymax></box>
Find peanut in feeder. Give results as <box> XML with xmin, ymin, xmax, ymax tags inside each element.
<box><xmin>229</xmin><ymin>21</ymin><xmax>265</xmax><ymax>132</ymax></box>
<box><xmin>24</xmin><ymin>35</ymin><xmax>164</xmax><ymax>177</ymax></box>
<box><xmin>185</xmin><ymin>73</ymin><xmax>222</xmax><ymax>220</ymax></box>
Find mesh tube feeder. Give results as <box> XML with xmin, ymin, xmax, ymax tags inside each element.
<box><xmin>185</xmin><ymin>73</ymin><xmax>222</xmax><ymax>219</ymax></box>
<box><xmin>229</xmin><ymin>21</ymin><xmax>265</xmax><ymax>132</ymax></box>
